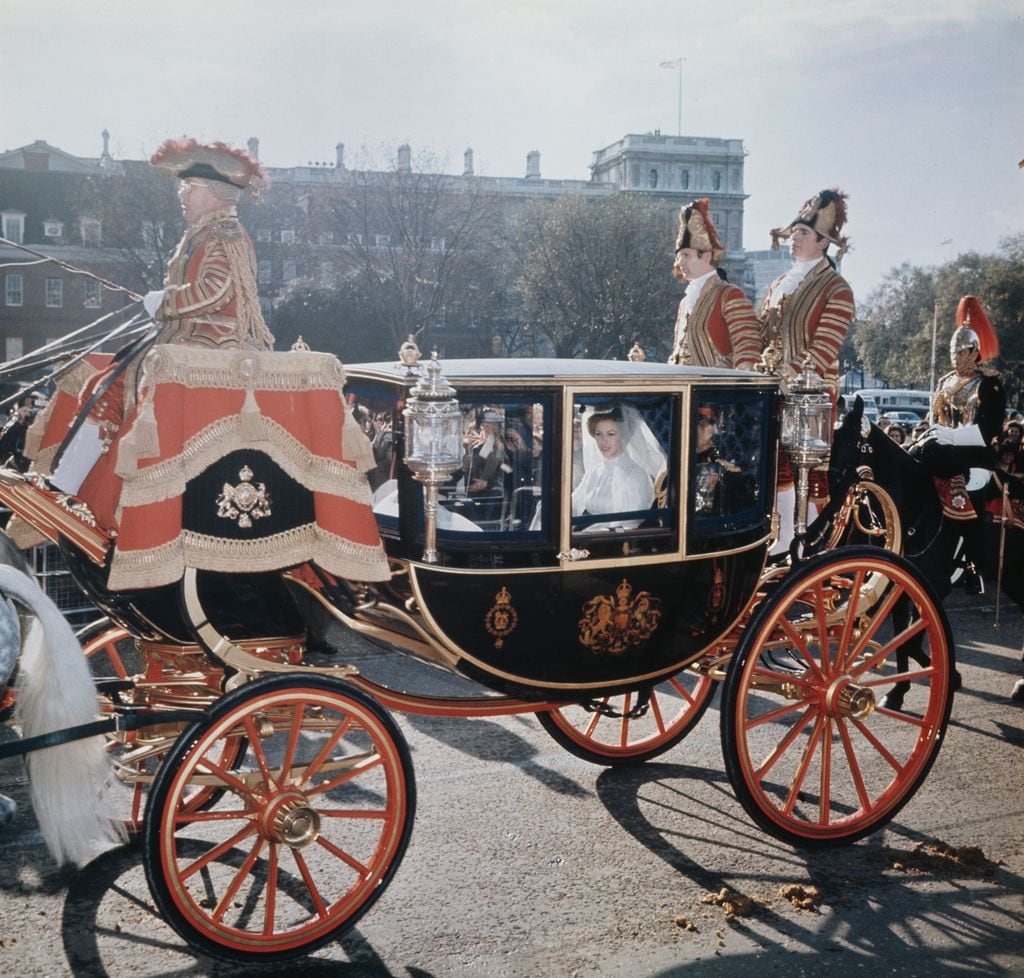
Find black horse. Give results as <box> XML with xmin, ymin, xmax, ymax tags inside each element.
<box><xmin>809</xmin><ymin>397</ymin><xmax>1024</xmax><ymax>708</ymax></box>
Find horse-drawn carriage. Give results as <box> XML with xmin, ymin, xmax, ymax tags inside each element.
<box><xmin>0</xmin><ymin>347</ymin><xmax>956</xmax><ymax>963</ymax></box>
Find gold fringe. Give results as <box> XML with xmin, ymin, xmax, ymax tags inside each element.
<box><xmin>117</xmin><ymin>413</ymin><xmax>374</xmax><ymax>509</ymax></box>
<box><xmin>139</xmin><ymin>345</ymin><xmax>346</xmax><ymax>393</ymax></box>
<box><xmin>106</xmin><ymin>523</ymin><xmax>391</xmax><ymax>591</ymax></box>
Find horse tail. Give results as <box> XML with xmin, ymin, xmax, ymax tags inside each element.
<box><xmin>1</xmin><ymin>565</ymin><xmax>125</xmax><ymax>864</ymax></box>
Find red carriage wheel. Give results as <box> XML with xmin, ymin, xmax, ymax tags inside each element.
<box><xmin>537</xmin><ymin>668</ymin><xmax>715</xmax><ymax>765</ymax></box>
<box><xmin>143</xmin><ymin>674</ymin><xmax>415</xmax><ymax>961</ymax></box>
<box><xmin>721</xmin><ymin>546</ymin><xmax>954</xmax><ymax>847</ymax></box>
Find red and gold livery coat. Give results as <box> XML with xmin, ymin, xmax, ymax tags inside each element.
<box><xmin>669</xmin><ymin>276</ymin><xmax>761</xmax><ymax>371</ymax></box>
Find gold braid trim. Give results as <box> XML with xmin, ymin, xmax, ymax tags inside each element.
<box><xmin>117</xmin><ymin>414</ymin><xmax>374</xmax><ymax>507</ymax></box>
<box><xmin>106</xmin><ymin>523</ymin><xmax>391</xmax><ymax>591</ymax></box>
<box><xmin>221</xmin><ymin>225</ymin><xmax>275</xmax><ymax>350</ymax></box>
<box><xmin>139</xmin><ymin>345</ymin><xmax>346</xmax><ymax>391</ymax></box>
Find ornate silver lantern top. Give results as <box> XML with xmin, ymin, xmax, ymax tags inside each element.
<box><xmin>402</xmin><ymin>355</ymin><xmax>463</xmax><ymax>563</ymax></box>
<box><xmin>781</xmin><ymin>355</ymin><xmax>832</xmax><ymax>468</ymax></box>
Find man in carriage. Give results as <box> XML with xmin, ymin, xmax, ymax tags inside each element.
<box><xmin>668</xmin><ymin>198</ymin><xmax>761</xmax><ymax>370</ymax></box>
<box><xmin>760</xmin><ymin>188</ymin><xmax>856</xmax><ymax>553</ymax></box>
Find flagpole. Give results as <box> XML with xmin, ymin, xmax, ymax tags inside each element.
<box><xmin>677</xmin><ymin>61</ymin><xmax>682</xmax><ymax>135</ymax></box>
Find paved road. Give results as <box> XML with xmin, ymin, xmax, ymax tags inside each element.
<box><xmin>1</xmin><ymin>590</ymin><xmax>1022</xmax><ymax>978</ymax></box>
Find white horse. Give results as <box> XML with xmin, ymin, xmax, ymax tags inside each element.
<box><xmin>0</xmin><ymin>558</ymin><xmax>124</xmax><ymax>864</ymax></box>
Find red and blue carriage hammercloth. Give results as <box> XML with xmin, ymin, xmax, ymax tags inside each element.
<box><xmin>26</xmin><ymin>345</ymin><xmax>391</xmax><ymax>590</ymax></box>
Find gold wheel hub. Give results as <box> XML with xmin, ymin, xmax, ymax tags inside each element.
<box><xmin>824</xmin><ymin>676</ymin><xmax>876</xmax><ymax>720</ymax></box>
<box><xmin>259</xmin><ymin>790</ymin><xmax>321</xmax><ymax>848</ymax></box>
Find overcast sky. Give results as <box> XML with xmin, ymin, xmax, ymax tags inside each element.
<box><xmin>3</xmin><ymin>0</ymin><xmax>1021</xmax><ymax>305</ymax></box>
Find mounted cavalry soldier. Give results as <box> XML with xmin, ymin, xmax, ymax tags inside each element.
<box><xmin>668</xmin><ymin>198</ymin><xmax>761</xmax><ymax>370</ymax></box>
<box><xmin>912</xmin><ymin>296</ymin><xmax>1006</xmax><ymax>594</ymax></box>
<box><xmin>761</xmin><ymin>188</ymin><xmax>856</xmax><ymax>553</ymax></box>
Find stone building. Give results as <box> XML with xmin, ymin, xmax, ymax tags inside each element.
<box><xmin>1</xmin><ymin>129</ymin><xmax>751</xmax><ymax>365</ymax></box>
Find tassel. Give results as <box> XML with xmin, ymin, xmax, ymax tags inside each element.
<box><xmin>240</xmin><ymin>385</ymin><xmax>264</xmax><ymax>442</ymax></box>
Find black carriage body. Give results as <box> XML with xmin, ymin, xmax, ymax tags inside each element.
<box><xmin>346</xmin><ymin>358</ymin><xmax>781</xmax><ymax>698</ymax></box>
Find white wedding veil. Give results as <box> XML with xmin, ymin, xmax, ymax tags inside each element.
<box><xmin>578</xmin><ymin>403</ymin><xmax>667</xmax><ymax>483</ymax></box>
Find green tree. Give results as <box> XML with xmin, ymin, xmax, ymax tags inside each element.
<box><xmin>855</xmin><ymin>235</ymin><xmax>1024</xmax><ymax>406</ymax></box>
<box><xmin>513</xmin><ymin>194</ymin><xmax>679</xmax><ymax>360</ymax></box>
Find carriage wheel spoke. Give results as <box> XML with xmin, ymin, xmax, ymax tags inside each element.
<box><xmin>180</xmin><ymin>823</ymin><xmax>257</xmax><ymax>881</ymax></box>
<box><xmin>851</xmin><ymin>616</ymin><xmax>929</xmax><ymax>680</ymax></box>
<box><xmin>844</xmin><ymin>582</ymin><xmax>906</xmax><ymax>670</ymax></box>
<box><xmin>291</xmin><ymin>848</ymin><xmax>329</xmax><ymax>918</ymax></box>
<box><xmin>751</xmin><ymin>705</ymin><xmax>816</xmax><ymax>781</ymax></box>
<box><xmin>813</xmin><ymin>581</ymin><xmax>833</xmax><ymax>673</ymax></box>
<box><xmin>778</xmin><ymin>618</ymin><xmax>826</xmax><ymax>681</ymax></box>
<box><xmin>306</xmin><ymin>752</ymin><xmax>384</xmax><ymax>797</ymax></box>
<box><xmin>584</xmin><ymin>703</ymin><xmax>606</xmax><ymax>739</ymax></box>
<box><xmin>668</xmin><ymin>675</ymin><xmax>697</xmax><ymax>705</ymax></box>
<box><xmin>836</xmin><ymin>717</ymin><xmax>872</xmax><ymax>812</ymax></box>
<box><xmin>619</xmin><ymin>693</ymin><xmax>632</xmax><ymax>748</ymax></box>
<box><xmin>819</xmin><ymin>718</ymin><xmax>833</xmax><ymax>825</ymax></box>
<box><xmin>850</xmin><ymin>716</ymin><xmax>909</xmax><ymax>772</ymax></box>
<box><xmin>244</xmin><ymin>715</ymin><xmax>279</xmax><ymax>790</ymax></box>
<box><xmin>783</xmin><ymin>714</ymin><xmax>824</xmax><ymax>815</ymax></box>
<box><xmin>263</xmin><ymin>842</ymin><xmax>279</xmax><ymax>936</ymax></box>
<box><xmin>297</xmin><ymin>715</ymin><xmax>354</xmax><ymax>787</ymax></box>
<box><xmin>648</xmin><ymin>691</ymin><xmax>668</xmax><ymax>735</ymax></box>
<box><xmin>862</xmin><ymin>665</ymin><xmax>934</xmax><ymax>688</ymax></box>
<box><xmin>834</xmin><ymin>569</ymin><xmax>867</xmax><ymax>672</ymax></box>
<box><xmin>213</xmin><ymin>836</ymin><xmax>266</xmax><ymax>922</ymax></box>
<box><xmin>745</xmin><ymin>696</ymin><xmax>812</xmax><ymax>729</ymax></box>
<box><xmin>316</xmin><ymin>833</ymin><xmax>371</xmax><ymax>878</ymax></box>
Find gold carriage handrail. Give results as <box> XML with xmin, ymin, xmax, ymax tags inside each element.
<box><xmin>825</xmin><ymin>473</ymin><xmax>903</xmax><ymax>556</ymax></box>
<box><xmin>0</xmin><ymin>470</ymin><xmax>111</xmax><ymax>565</ymax></box>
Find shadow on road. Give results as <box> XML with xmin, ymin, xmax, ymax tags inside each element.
<box><xmin>594</xmin><ymin>760</ymin><xmax>1023</xmax><ymax>976</ymax></box>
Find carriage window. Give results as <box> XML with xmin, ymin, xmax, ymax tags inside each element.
<box><xmin>688</xmin><ymin>390</ymin><xmax>772</xmax><ymax>539</ymax></box>
<box><xmin>434</xmin><ymin>399</ymin><xmax>548</xmax><ymax>536</ymax></box>
<box><xmin>571</xmin><ymin>395</ymin><xmax>676</xmax><ymax>557</ymax></box>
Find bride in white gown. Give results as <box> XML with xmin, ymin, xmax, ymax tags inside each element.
<box><xmin>571</xmin><ymin>404</ymin><xmax>667</xmax><ymax>531</ymax></box>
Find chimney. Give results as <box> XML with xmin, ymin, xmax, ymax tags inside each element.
<box><xmin>247</xmin><ymin>137</ymin><xmax>260</xmax><ymax>160</ymax></box>
<box><xmin>525</xmin><ymin>150</ymin><xmax>540</xmax><ymax>179</ymax></box>
<box><xmin>397</xmin><ymin>143</ymin><xmax>412</xmax><ymax>173</ymax></box>
<box><xmin>463</xmin><ymin>147</ymin><xmax>474</xmax><ymax>177</ymax></box>
<box><xmin>99</xmin><ymin>129</ymin><xmax>113</xmax><ymax>170</ymax></box>
<box><xmin>335</xmin><ymin>142</ymin><xmax>345</xmax><ymax>170</ymax></box>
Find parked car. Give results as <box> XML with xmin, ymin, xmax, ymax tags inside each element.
<box><xmin>882</xmin><ymin>410</ymin><xmax>924</xmax><ymax>424</ymax></box>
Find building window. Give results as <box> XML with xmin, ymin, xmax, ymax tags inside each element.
<box><xmin>374</xmin><ymin>234</ymin><xmax>390</xmax><ymax>249</ymax></box>
<box><xmin>680</xmin><ymin>169</ymin><xmax>689</xmax><ymax>190</ymax></box>
<box><xmin>319</xmin><ymin>262</ymin><xmax>335</xmax><ymax>287</ymax></box>
<box><xmin>46</xmin><ymin>277</ymin><xmax>63</xmax><ymax>308</ymax></box>
<box><xmin>80</xmin><ymin>218</ymin><xmax>102</xmax><ymax>246</ymax></box>
<box><xmin>280</xmin><ymin>229</ymin><xmax>296</xmax><ymax>245</ymax></box>
<box><xmin>256</xmin><ymin>228</ymin><xmax>271</xmax><ymax>243</ymax></box>
<box><xmin>84</xmin><ymin>280</ymin><xmax>102</xmax><ymax>308</ymax></box>
<box><xmin>5</xmin><ymin>337</ymin><xmax>23</xmax><ymax>361</ymax></box>
<box><xmin>713</xmin><ymin>211</ymin><xmax>723</xmax><ymax>227</ymax></box>
<box><xmin>648</xmin><ymin>168</ymin><xmax>658</xmax><ymax>189</ymax></box>
<box><xmin>258</xmin><ymin>260</ymin><xmax>272</xmax><ymax>285</ymax></box>
<box><xmin>2</xmin><ymin>212</ymin><xmax>25</xmax><ymax>245</ymax></box>
<box><xmin>43</xmin><ymin>220</ymin><xmax>63</xmax><ymax>238</ymax></box>
<box><xmin>430</xmin><ymin>236</ymin><xmax>446</xmax><ymax>252</ymax></box>
<box><xmin>318</xmin><ymin>231</ymin><xmax>334</xmax><ymax>245</ymax></box>
<box><xmin>283</xmin><ymin>260</ymin><xmax>297</xmax><ymax>283</ymax></box>
<box><xmin>5</xmin><ymin>274</ymin><xmax>24</xmax><ymax>306</ymax></box>
<box><xmin>712</xmin><ymin>171</ymin><xmax>721</xmax><ymax>191</ymax></box>
<box><xmin>347</xmin><ymin>232</ymin><xmax>364</xmax><ymax>246</ymax></box>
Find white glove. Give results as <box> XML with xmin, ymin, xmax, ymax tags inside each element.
<box><xmin>926</xmin><ymin>423</ymin><xmax>984</xmax><ymax>447</ymax></box>
<box><xmin>142</xmin><ymin>289</ymin><xmax>166</xmax><ymax>318</ymax></box>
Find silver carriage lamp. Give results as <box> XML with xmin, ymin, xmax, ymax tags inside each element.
<box><xmin>780</xmin><ymin>354</ymin><xmax>833</xmax><ymax>539</ymax></box>
<box><xmin>402</xmin><ymin>353</ymin><xmax>463</xmax><ymax>563</ymax></box>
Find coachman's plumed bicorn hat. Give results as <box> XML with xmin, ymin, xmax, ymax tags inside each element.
<box><xmin>675</xmin><ymin>198</ymin><xmax>725</xmax><ymax>264</ymax></box>
<box><xmin>771</xmin><ymin>188</ymin><xmax>850</xmax><ymax>259</ymax></box>
<box><xmin>150</xmin><ymin>138</ymin><xmax>269</xmax><ymax>199</ymax></box>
